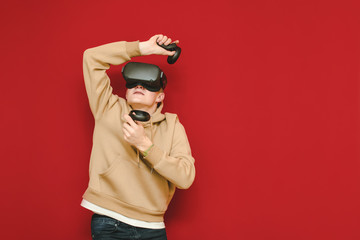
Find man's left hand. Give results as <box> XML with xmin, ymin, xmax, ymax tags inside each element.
<box><xmin>122</xmin><ymin>115</ymin><xmax>153</xmax><ymax>151</ymax></box>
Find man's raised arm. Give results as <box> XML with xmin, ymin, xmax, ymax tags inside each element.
<box><xmin>82</xmin><ymin>41</ymin><xmax>140</xmax><ymax>119</ymax></box>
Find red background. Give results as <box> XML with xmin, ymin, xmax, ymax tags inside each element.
<box><xmin>1</xmin><ymin>0</ymin><xmax>359</xmax><ymax>239</ymax></box>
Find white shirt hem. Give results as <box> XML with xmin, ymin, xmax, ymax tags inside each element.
<box><xmin>81</xmin><ymin>199</ymin><xmax>165</xmax><ymax>229</ymax></box>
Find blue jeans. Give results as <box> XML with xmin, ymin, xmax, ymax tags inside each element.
<box><xmin>91</xmin><ymin>213</ymin><xmax>167</xmax><ymax>240</ymax></box>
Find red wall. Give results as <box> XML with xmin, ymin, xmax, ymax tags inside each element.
<box><xmin>1</xmin><ymin>0</ymin><xmax>359</xmax><ymax>239</ymax></box>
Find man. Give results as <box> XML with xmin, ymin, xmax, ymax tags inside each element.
<box><xmin>81</xmin><ymin>34</ymin><xmax>196</xmax><ymax>240</ymax></box>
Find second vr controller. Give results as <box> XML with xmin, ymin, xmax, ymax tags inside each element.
<box><xmin>157</xmin><ymin>42</ymin><xmax>181</xmax><ymax>64</ymax></box>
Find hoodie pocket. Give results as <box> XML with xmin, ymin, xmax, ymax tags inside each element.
<box><xmin>99</xmin><ymin>155</ymin><xmax>170</xmax><ymax>212</ymax></box>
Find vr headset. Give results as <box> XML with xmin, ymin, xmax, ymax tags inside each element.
<box><xmin>122</xmin><ymin>62</ymin><xmax>167</xmax><ymax>92</ymax></box>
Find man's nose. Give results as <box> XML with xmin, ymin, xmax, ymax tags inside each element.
<box><xmin>135</xmin><ymin>85</ymin><xmax>144</xmax><ymax>89</ymax></box>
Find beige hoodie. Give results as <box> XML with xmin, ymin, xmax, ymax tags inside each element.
<box><xmin>81</xmin><ymin>41</ymin><xmax>195</xmax><ymax>222</ymax></box>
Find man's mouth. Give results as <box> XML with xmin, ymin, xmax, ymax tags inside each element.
<box><xmin>133</xmin><ymin>91</ymin><xmax>144</xmax><ymax>95</ymax></box>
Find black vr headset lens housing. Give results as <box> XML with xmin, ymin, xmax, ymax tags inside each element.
<box><xmin>122</xmin><ymin>62</ymin><xmax>167</xmax><ymax>92</ymax></box>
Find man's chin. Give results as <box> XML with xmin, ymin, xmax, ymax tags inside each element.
<box><xmin>128</xmin><ymin>101</ymin><xmax>148</xmax><ymax>109</ymax></box>
<box><xmin>128</xmin><ymin>99</ymin><xmax>145</xmax><ymax>105</ymax></box>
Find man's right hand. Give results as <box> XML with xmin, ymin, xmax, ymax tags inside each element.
<box><xmin>139</xmin><ymin>34</ymin><xmax>179</xmax><ymax>56</ymax></box>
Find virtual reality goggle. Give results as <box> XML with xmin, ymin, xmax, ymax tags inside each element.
<box><xmin>122</xmin><ymin>62</ymin><xmax>167</xmax><ymax>92</ymax></box>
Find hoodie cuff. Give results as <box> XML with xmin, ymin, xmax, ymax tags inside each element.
<box><xmin>125</xmin><ymin>41</ymin><xmax>141</xmax><ymax>58</ymax></box>
<box><xmin>144</xmin><ymin>144</ymin><xmax>165</xmax><ymax>167</ymax></box>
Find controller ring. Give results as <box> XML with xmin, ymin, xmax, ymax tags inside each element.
<box><xmin>129</xmin><ymin>110</ymin><xmax>151</xmax><ymax>122</ymax></box>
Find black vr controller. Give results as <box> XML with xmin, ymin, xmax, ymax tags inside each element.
<box><xmin>129</xmin><ymin>110</ymin><xmax>150</xmax><ymax>122</ymax></box>
<box><xmin>157</xmin><ymin>42</ymin><xmax>181</xmax><ymax>64</ymax></box>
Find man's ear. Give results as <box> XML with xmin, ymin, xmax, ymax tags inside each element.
<box><xmin>156</xmin><ymin>92</ymin><xmax>165</xmax><ymax>103</ymax></box>
<box><xmin>125</xmin><ymin>89</ymin><xmax>130</xmax><ymax>101</ymax></box>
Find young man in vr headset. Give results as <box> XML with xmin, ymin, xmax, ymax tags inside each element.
<box><xmin>81</xmin><ymin>34</ymin><xmax>195</xmax><ymax>240</ymax></box>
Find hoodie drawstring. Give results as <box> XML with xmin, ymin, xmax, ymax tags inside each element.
<box><xmin>149</xmin><ymin>118</ymin><xmax>154</xmax><ymax>173</ymax></box>
<box><xmin>150</xmin><ymin>117</ymin><xmax>154</xmax><ymax>142</ymax></box>
<box><xmin>137</xmin><ymin>149</ymin><xmax>140</xmax><ymax>168</ymax></box>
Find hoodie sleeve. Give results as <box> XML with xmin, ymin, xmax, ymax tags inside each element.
<box><xmin>82</xmin><ymin>41</ymin><xmax>141</xmax><ymax>119</ymax></box>
<box><xmin>144</xmin><ymin>118</ymin><xmax>196</xmax><ymax>189</ymax></box>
